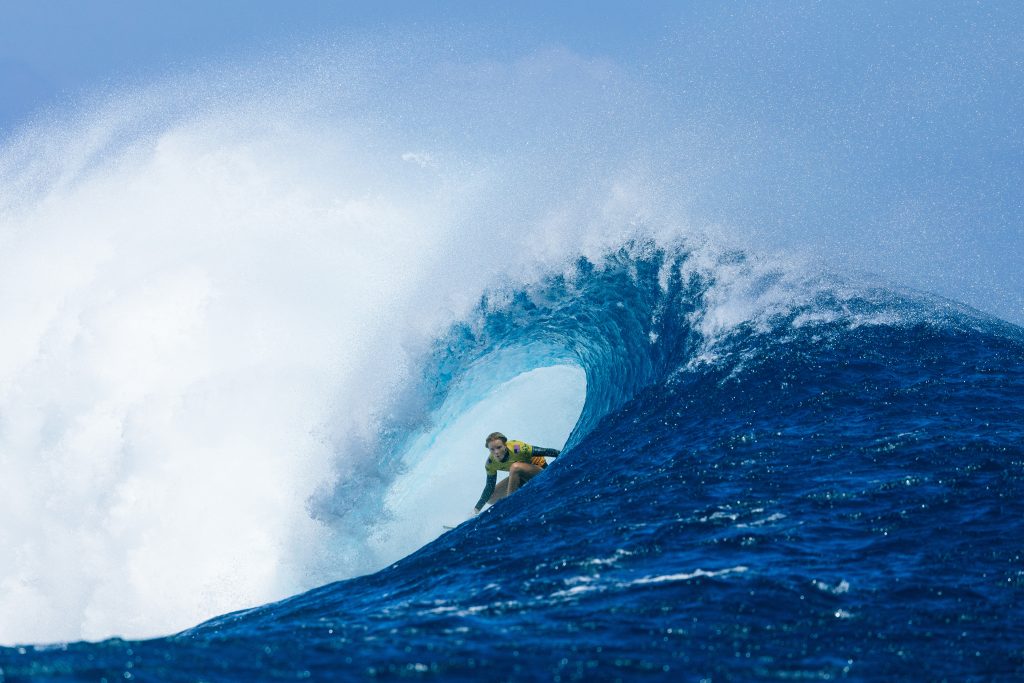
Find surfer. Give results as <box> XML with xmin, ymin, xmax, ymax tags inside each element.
<box><xmin>473</xmin><ymin>432</ymin><xmax>560</xmax><ymax>514</ymax></box>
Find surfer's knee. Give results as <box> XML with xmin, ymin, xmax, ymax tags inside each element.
<box><xmin>509</xmin><ymin>462</ymin><xmax>530</xmax><ymax>479</ymax></box>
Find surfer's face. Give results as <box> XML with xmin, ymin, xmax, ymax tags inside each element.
<box><xmin>487</xmin><ymin>440</ymin><xmax>508</xmax><ymax>461</ymax></box>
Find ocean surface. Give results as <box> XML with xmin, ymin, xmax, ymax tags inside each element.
<box><xmin>2</xmin><ymin>7</ymin><xmax>1023</xmax><ymax>679</ymax></box>
<box><xmin>1</xmin><ymin>244</ymin><xmax>1022</xmax><ymax>681</ymax></box>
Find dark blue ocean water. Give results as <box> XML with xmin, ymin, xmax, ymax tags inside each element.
<box><xmin>2</xmin><ymin>246</ymin><xmax>1022</xmax><ymax>681</ymax></box>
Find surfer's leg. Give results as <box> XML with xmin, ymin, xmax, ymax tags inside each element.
<box><xmin>487</xmin><ymin>477</ymin><xmax>511</xmax><ymax>504</ymax></box>
<box><xmin>506</xmin><ymin>462</ymin><xmax>542</xmax><ymax>495</ymax></box>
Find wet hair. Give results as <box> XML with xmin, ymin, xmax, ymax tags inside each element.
<box><xmin>485</xmin><ymin>432</ymin><xmax>507</xmax><ymax>447</ymax></box>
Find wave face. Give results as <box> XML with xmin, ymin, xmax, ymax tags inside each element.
<box><xmin>2</xmin><ymin>243</ymin><xmax>1022</xmax><ymax>680</ymax></box>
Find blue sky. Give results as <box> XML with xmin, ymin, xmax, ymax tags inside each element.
<box><xmin>0</xmin><ymin>0</ymin><xmax>682</xmax><ymax>129</ymax></box>
<box><xmin>2</xmin><ymin>1</ymin><xmax>1022</xmax><ymax>323</ymax></box>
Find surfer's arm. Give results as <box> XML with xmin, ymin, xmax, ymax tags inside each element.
<box><xmin>532</xmin><ymin>447</ymin><xmax>560</xmax><ymax>458</ymax></box>
<box><xmin>475</xmin><ymin>473</ymin><xmax>497</xmax><ymax>511</ymax></box>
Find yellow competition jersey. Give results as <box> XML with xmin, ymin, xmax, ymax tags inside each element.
<box><xmin>484</xmin><ymin>440</ymin><xmax>548</xmax><ymax>475</ymax></box>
